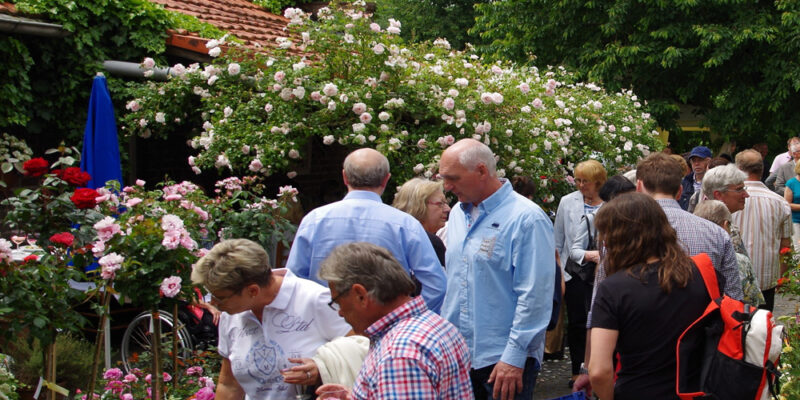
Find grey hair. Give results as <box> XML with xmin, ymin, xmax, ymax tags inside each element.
<box><xmin>701</xmin><ymin>164</ymin><xmax>746</xmax><ymax>199</ymax></box>
<box><xmin>458</xmin><ymin>141</ymin><xmax>497</xmax><ymax>175</ymax></box>
<box><xmin>191</xmin><ymin>239</ymin><xmax>272</xmax><ymax>293</ymax></box>
<box><xmin>343</xmin><ymin>149</ymin><xmax>390</xmax><ymax>188</ymax></box>
<box><xmin>318</xmin><ymin>242</ymin><xmax>416</xmax><ymax>304</ymax></box>
<box><xmin>693</xmin><ymin>199</ymin><xmax>732</xmax><ymax>228</ymax></box>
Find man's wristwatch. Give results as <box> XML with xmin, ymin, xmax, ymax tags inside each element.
<box><xmin>579</xmin><ymin>362</ymin><xmax>589</xmax><ymax>375</ymax></box>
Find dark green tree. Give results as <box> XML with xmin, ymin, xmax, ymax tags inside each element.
<box><xmin>373</xmin><ymin>0</ymin><xmax>487</xmax><ymax>50</ymax></box>
<box><xmin>473</xmin><ymin>0</ymin><xmax>800</xmax><ymax>150</ymax></box>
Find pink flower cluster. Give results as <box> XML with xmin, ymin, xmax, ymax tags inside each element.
<box><xmin>94</xmin><ymin>216</ymin><xmax>122</xmax><ymax>242</ymax></box>
<box><xmin>161</xmin><ymin>214</ymin><xmax>197</xmax><ymax>250</ymax></box>
<box><xmin>98</xmin><ymin>252</ymin><xmax>124</xmax><ymax>280</ymax></box>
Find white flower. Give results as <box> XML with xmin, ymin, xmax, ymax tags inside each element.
<box><xmin>292</xmin><ymin>87</ymin><xmax>306</xmax><ymax>99</ymax></box>
<box><xmin>215</xmin><ymin>154</ymin><xmax>230</xmax><ymax>168</ymax></box>
<box><xmin>518</xmin><ymin>82</ymin><xmax>530</xmax><ymax>94</ymax></box>
<box><xmin>387</xmin><ymin>26</ymin><xmax>400</xmax><ymax>34</ymax></box>
<box><xmin>274</xmin><ymin>70</ymin><xmax>285</xmax><ymax>82</ymax></box>
<box><xmin>126</xmin><ymin>100</ymin><xmax>141</xmax><ymax>112</ymax></box>
<box><xmin>352</xmin><ymin>123</ymin><xmax>366</xmax><ymax>133</ymax></box>
<box><xmin>327</xmin><ymin>101</ymin><xmax>336</xmax><ymax>111</ymax></box>
<box><xmin>448</xmin><ymin>89</ymin><xmax>459</xmax><ymax>97</ymax></box>
<box><xmin>264</xmin><ymin>103</ymin><xmax>273</xmax><ymax>112</ymax></box>
<box><xmin>480</xmin><ymin>93</ymin><xmax>493</xmax><ymax>104</ymax></box>
<box><xmin>288</xmin><ymin>149</ymin><xmax>300</xmax><ymax>159</ymax></box>
<box><xmin>142</xmin><ymin>57</ymin><xmax>155</xmax><ymax>69</ymax></box>
<box><xmin>223</xmin><ymin>107</ymin><xmax>233</xmax><ymax>117</ymax></box>
<box><xmin>414</xmin><ymin>163</ymin><xmax>425</xmax><ymax>174</ymax></box>
<box><xmin>227</xmin><ymin>63</ymin><xmax>240</xmax><ymax>75</ymax></box>
<box><xmin>521</xmin><ymin>105</ymin><xmax>531</xmax><ymax>113</ymax></box>
<box><xmin>455</xmin><ymin>78</ymin><xmax>469</xmax><ymax>87</ymax></box>
<box><xmin>241</xmin><ymin>145</ymin><xmax>250</xmax><ymax>154</ymax></box>
<box><xmin>206</xmin><ymin>39</ymin><xmax>219</xmax><ymax>49</ymax></box>
<box><xmin>323</xmin><ymin>135</ymin><xmax>335</xmax><ymax>145</ymax></box>
<box><xmin>323</xmin><ymin>83</ymin><xmax>338</xmax><ymax>96</ymax></box>
<box><xmin>207</xmin><ymin>75</ymin><xmax>219</xmax><ymax>85</ymax></box>
<box><xmin>360</xmin><ymin>112</ymin><xmax>373</xmax><ymax>124</ymax></box>
<box><xmin>443</xmin><ymin>97</ymin><xmax>455</xmax><ymax>110</ymax></box>
<box><xmin>352</xmin><ymin>102</ymin><xmax>367</xmax><ymax>115</ymax></box>
<box><xmin>287</xmin><ymin>171</ymin><xmax>297</xmax><ymax>179</ymax></box>
<box><xmin>372</xmin><ymin>44</ymin><xmax>385</xmax><ymax>55</ymax></box>
<box><xmin>370</xmin><ymin>23</ymin><xmax>381</xmax><ymax>32</ymax></box>
<box><xmin>155</xmin><ymin>112</ymin><xmax>166</xmax><ymax>123</ymax></box>
<box><xmin>378</xmin><ymin>111</ymin><xmax>391</xmax><ymax>121</ymax></box>
<box><xmin>491</xmin><ymin>92</ymin><xmax>504</xmax><ymax>104</ymax></box>
<box><xmin>208</xmin><ymin>47</ymin><xmax>221</xmax><ymax>57</ymax></box>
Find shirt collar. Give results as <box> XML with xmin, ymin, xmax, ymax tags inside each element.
<box><xmin>459</xmin><ymin>179</ymin><xmax>511</xmax><ymax>214</ymax></box>
<box><xmin>656</xmin><ymin>198</ymin><xmax>681</xmax><ymax>209</ymax></box>
<box><xmin>267</xmin><ymin>269</ymin><xmax>294</xmax><ymax>310</ymax></box>
<box><xmin>744</xmin><ymin>180</ymin><xmax>767</xmax><ymax>188</ymax></box>
<box><xmin>343</xmin><ymin>190</ymin><xmax>382</xmax><ymax>202</ymax></box>
<box><xmin>364</xmin><ymin>296</ymin><xmax>427</xmax><ymax>340</ymax></box>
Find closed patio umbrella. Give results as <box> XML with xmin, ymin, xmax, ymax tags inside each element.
<box><xmin>80</xmin><ymin>73</ymin><xmax>122</xmax><ymax>189</ymax></box>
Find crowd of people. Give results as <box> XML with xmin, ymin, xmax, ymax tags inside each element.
<box><xmin>189</xmin><ymin>138</ymin><xmax>794</xmax><ymax>400</ymax></box>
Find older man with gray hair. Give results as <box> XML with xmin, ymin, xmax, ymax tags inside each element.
<box><xmin>439</xmin><ymin>138</ymin><xmax>555</xmax><ymax>400</ymax></box>
<box><xmin>316</xmin><ymin>242</ymin><xmax>474</xmax><ymax>400</ymax></box>
<box><xmin>286</xmin><ymin>148</ymin><xmax>446</xmax><ymax>313</ymax></box>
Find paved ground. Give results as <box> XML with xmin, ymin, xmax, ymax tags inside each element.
<box><xmin>532</xmin><ymin>292</ymin><xmax>800</xmax><ymax>400</ymax></box>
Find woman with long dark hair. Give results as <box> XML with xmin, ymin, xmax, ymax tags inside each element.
<box><xmin>588</xmin><ymin>192</ymin><xmax>710</xmax><ymax>400</ymax></box>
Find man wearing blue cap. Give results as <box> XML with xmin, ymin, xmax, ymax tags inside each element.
<box><xmin>679</xmin><ymin>146</ymin><xmax>712</xmax><ymax>210</ymax></box>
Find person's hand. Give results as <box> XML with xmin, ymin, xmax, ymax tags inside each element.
<box><xmin>194</xmin><ymin>296</ymin><xmax>222</xmax><ymax>325</ymax></box>
<box><xmin>281</xmin><ymin>358</ymin><xmax>321</xmax><ymax>386</ymax></box>
<box><xmin>487</xmin><ymin>361</ymin><xmax>523</xmax><ymax>400</ymax></box>
<box><xmin>572</xmin><ymin>373</ymin><xmax>592</xmax><ymax>397</ymax></box>
<box><xmin>316</xmin><ymin>383</ymin><xmax>351</xmax><ymax>399</ymax></box>
<box><xmin>585</xmin><ymin>250</ymin><xmax>600</xmax><ymax>264</ymax></box>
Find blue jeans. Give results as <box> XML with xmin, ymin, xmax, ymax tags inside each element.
<box><xmin>470</xmin><ymin>357</ymin><xmax>540</xmax><ymax>400</ymax></box>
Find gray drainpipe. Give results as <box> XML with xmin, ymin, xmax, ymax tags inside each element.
<box><xmin>102</xmin><ymin>60</ymin><xmax>173</xmax><ymax>81</ymax></box>
<box><xmin>0</xmin><ymin>14</ymin><xmax>70</xmax><ymax>37</ymax></box>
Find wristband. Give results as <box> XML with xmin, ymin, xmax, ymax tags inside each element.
<box><xmin>579</xmin><ymin>362</ymin><xmax>589</xmax><ymax>375</ymax></box>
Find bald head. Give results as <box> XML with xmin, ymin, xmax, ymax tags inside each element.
<box><xmin>343</xmin><ymin>148</ymin><xmax>390</xmax><ymax>190</ymax></box>
<box><xmin>439</xmin><ymin>139</ymin><xmax>502</xmax><ymax>205</ymax></box>
<box><xmin>442</xmin><ymin>139</ymin><xmax>497</xmax><ymax>176</ymax></box>
<box><xmin>735</xmin><ymin>149</ymin><xmax>763</xmax><ymax>179</ymax></box>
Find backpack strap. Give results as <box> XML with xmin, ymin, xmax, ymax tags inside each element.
<box><xmin>691</xmin><ymin>253</ymin><xmax>720</xmax><ymax>299</ymax></box>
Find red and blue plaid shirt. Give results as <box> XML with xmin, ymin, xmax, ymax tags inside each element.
<box><xmin>351</xmin><ymin>296</ymin><xmax>473</xmax><ymax>399</ymax></box>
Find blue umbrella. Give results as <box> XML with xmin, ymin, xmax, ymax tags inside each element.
<box><xmin>80</xmin><ymin>74</ymin><xmax>122</xmax><ymax>189</ymax></box>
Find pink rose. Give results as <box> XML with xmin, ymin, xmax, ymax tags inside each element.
<box><xmin>195</xmin><ymin>387</ymin><xmax>215</xmax><ymax>400</ymax></box>
<box><xmin>160</xmin><ymin>276</ymin><xmax>182</xmax><ymax>298</ymax></box>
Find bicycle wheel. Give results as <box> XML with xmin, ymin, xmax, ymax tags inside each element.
<box><xmin>120</xmin><ymin>310</ymin><xmax>194</xmax><ymax>372</ymax></box>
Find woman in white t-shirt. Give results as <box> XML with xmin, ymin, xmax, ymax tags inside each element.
<box><xmin>191</xmin><ymin>239</ymin><xmax>353</xmax><ymax>399</ymax></box>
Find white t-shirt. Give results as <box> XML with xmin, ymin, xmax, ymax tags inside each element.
<box><xmin>218</xmin><ymin>269</ymin><xmax>352</xmax><ymax>399</ymax></box>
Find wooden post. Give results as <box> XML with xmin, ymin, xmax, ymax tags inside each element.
<box><xmin>87</xmin><ymin>291</ymin><xmax>111</xmax><ymax>397</ymax></box>
<box><xmin>46</xmin><ymin>340</ymin><xmax>56</xmax><ymax>400</ymax></box>
<box><xmin>151</xmin><ymin>309</ymin><xmax>162</xmax><ymax>399</ymax></box>
<box><xmin>172</xmin><ymin>302</ymin><xmax>179</xmax><ymax>377</ymax></box>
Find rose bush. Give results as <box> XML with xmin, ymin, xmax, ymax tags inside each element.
<box><xmin>120</xmin><ymin>1</ymin><xmax>661</xmax><ymax>206</ymax></box>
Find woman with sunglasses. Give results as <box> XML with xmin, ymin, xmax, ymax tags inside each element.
<box><xmin>192</xmin><ymin>238</ymin><xmax>352</xmax><ymax>399</ymax></box>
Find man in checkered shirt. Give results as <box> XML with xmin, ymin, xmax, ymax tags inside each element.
<box><xmin>316</xmin><ymin>242</ymin><xmax>474</xmax><ymax>400</ymax></box>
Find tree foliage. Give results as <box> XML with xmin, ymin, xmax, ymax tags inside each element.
<box><xmin>372</xmin><ymin>0</ymin><xmax>486</xmax><ymax>50</ymax></box>
<box><xmin>473</xmin><ymin>0</ymin><xmax>800</xmax><ymax>150</ymax></box>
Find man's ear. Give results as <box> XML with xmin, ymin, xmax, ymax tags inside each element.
<box><xmin>675</xmin><ymin>185</ymin><xmax>683</xmax><ymax>200</ymax></box>
<box><xmin>351</xmin><ymin>283</ymin><xmax>370</xmax><ymax>306</ymax></box>
<box><xmin>245</xmin><ymin>283</ymin><xmax>260</xmax><ymax>298</ymax></box>
<box><xmin>342</xmin><ymin>170</ymin><xmax>349</xmax><ymax>187</ymax></box>
<box><xmin>712</xmin><ymin>190</ymin><xmax>723</xmax><ymax>201</ymax></box>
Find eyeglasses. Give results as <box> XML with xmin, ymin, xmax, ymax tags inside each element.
<box><xmin>722</xmin><ymin>186</ymin><xmax>747</xmax><ymax>194</ymax></box>
<box><xmin>209</xmin><ymin>289</ymin><xmax>239</xmax><ymax>303</ymax></box>
<box><xmin>427</xmin><ymin>200</ymin><xmax>450</xmax><ymax>208</ymax></box>
<box><xmin>327</xmin><ymin>287</ymin><xmax>352</xmax><ymax>311</ymax></box>
<box><xmin>574</xmin><ymin>178</ymin><xmax>591</xmax><ymax>185</ymax></box>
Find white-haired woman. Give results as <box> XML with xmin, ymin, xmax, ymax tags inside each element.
<box><xmin>393</xmin><ymin>178</ymin><xmax>450</xmax><ymax>267</ymax></box>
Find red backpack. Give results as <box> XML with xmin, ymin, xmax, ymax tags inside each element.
<box><xmin>675</xmin><ymin>253</ymin><xmax>783</xmax><ymax>400</ymax></box>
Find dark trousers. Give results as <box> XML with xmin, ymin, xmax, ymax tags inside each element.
<box><xmin>565</xmin><ymin>276</ymin><xmax>593</xmax><ymax>376</ymax></box>
<box><xmin>760</xmin><ymin>287</ymin><xmax>776</xmax><ymax>311</ymax></box>
<box><xmin>470</xmin><ymin>357</ymin><xmax>539</xmax><ymax>400</ymax></box>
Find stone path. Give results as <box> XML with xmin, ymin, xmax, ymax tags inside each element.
<box><xmin>531</xmin><ymin>292</ymin><xmax>799</xmax><ymax>399</ymax></box>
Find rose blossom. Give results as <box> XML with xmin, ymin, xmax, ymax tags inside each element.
<box><xmin>323</xmin><ymin>135</ymin><xmax>335</xmax><ymax>145</ymax></box>
<box><xmin>49</xmin><ymin>232</ymin><xmax>74</xmax><ymax>247</ymax></box>
<box><xmin>160</xmin><ymin>276</ymin><xmax>182</xmax><ymax>298</ymax></box>
<box><xmin>99</xmin><ymin>253</ymin><xmax>124</xmax><ymax>280</ymax></box>
<box><xmin>208</xmin><ymin>47</ymin><xmax>221</xmax><ymax>57</ymax></box>
<box><xmin>23</xmin><ymin>158</ymin><xmax>49</xmax><ymax>176</ymax></box>
<box><xmin>227</xmin><ymin>63</ymin><xmax>240</xmax><ymax>75</ymax></box>
<box><xmin>249</xmin><ymin>158</ymin><xmax>263</xmax><ymax>172</ymax></box>
<box><xmin>94</xmin><ymin>216</ymin><xmax>122</xmax><ymax>241</ymax></box>
<box><xmin>288</xmin><ymin>149</ymin><xmax>300</xmax><ymax>159</ymax></box>
<box><xmin>103</xmin><ymin>368</ymin><xmax>124</xmax><ymax>381</ymax></box>
<box><xmin>442</xmin><ymin>97</ymin><xmax>455</xmax><ymax>110</ymax></box>
<box><xmin>141</xmin><ymin>57</ymin><xmax>155</xmax><ymax>69</ymax></box>
<box><xmin>195</xmin><ymin>387</ymin><xmax>215</xmax><ymax>400</ymax></box>
<box><xmin>360</xmin><ymin>112</ymin><xmax>372</xmax><ymax>124</ymax></box>
<box><xmin>58</xmin><ymin>167</ymin><xmax>91</xmax><ymax>186</ymax></box>
<box><xmin>71</xmin><ymin>188</ymin><xmax>99</xmax><ymax>209</ymax></box>
<box><xmin>274</xmin><ymin>70</ymin><xmax>285</xmax><ymax>82</ymax></box>
<box><xmin>322</xmin><ymin>83</ymin><xmax>338</xmax><ymax>96</ymax></box>
<box><xmin>352</xmin><ymin>102</ymin><xmax>367</xmax><ymax>115</ymax></box>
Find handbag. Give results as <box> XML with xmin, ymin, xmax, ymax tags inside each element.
<box><xmin>564</xmin><ymin>215</ymin><xmax>597</xmax><ymax>284</ymax></box>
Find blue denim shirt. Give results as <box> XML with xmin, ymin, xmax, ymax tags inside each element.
<box><xmin>442</xmin><ymin>180</ymin><xmax>555</xmax><ymax>369</ymax></box>
<box><xmin>286</xmin><ymin>190</ymin><xmax>447</xmax><ymax>313</ymax></box>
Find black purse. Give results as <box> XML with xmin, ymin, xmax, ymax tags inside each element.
<box><xmin>564</xmin><ymin>215</ymin><xmax>597</xmax><ymax>284</ymax></box>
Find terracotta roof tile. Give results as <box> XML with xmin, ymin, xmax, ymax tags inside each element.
<box><xmin>150</xmin><ymin>0</ymin><xmax>292</xmax><ymax>53</ymax></box>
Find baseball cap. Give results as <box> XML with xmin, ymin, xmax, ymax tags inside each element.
<box><xmin>688</xmin><ymin>146</ymin><xmax>712</xmax><ymax>160</ymax></box>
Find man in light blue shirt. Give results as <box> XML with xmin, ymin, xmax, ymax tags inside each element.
<box><xmin>286</xmin><ymin>148</ymin><xmax>447</xmax><ymax>313</ymax></box>
<box><xmin>439</xmin><ymin>139</ymin><xmax>555</xmax><ymax>400</ymax></box>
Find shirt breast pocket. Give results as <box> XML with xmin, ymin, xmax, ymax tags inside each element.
<box><xmin>475</xmin><ymin>233</ymin><xmax>507</xmax><ymax>268</ymax></box>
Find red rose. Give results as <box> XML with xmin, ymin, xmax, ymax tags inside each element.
<box><xmin>70</xmin><ymin>188</ymin><xmax>100</xmax><ymax>209</ymax></box>
<box><xmin>49</xmin><ymin>232</ymin><xmax>75</xmax><ymax>247</ymax></box>
<box><xmin>780</xmin><ymin>247</ymin><xmax>792</xmax><ymax>255</ymax></box>
<box><xmin>23</xmin><ymin>254</ymin><xmax>38</xmax><ymax>263</ymax></box>
<box><xmin>23</xmin><ymin>157</ymin><xmax>49</xmax><ymax>176</ymax></box>
<box><xmin>59</xmin><ymin>167</ymin><xmax>91</xmax><ymax>186</ymax></box>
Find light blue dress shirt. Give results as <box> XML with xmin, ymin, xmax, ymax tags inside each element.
<box><xmin>286</xmin><ymin>190</ymin><xmax>447</xmax><ymax>313</ymax></box>
<box><xmin>442</xmin><ymin>180</ymin><xmax>555</xmax><ymax>369</ymax></box>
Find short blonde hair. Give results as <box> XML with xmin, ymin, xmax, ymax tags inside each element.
<box><xmin>574</xmin><ymin>159</ymin><xmax>607</xmax><ymax>186</ymax></box>
<box><xmin>670</xmin><ymin>154</ymin><xmax>690</xmax><ymax>176</ymax></box>
<box><xmin>392</xmin><ymin>178</ymin><xmax>444</xmax><ymax>223</ymax></box>
<box><xmin>191</xmin><ymin>239</ymin><xmax>272</xmax><ymax>293</ymax></box>
<box><xmin>794</xmin><ymin>161</ymin><xmax>800</xmax><ymax>176</ymax></box>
